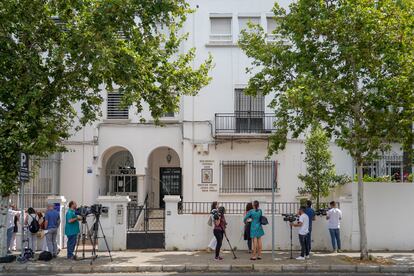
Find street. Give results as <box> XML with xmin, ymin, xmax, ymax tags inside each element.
<box><xmin>3</xmin><ymin>273</ymin><xmax>414</xmax><ymax>276</ymax></box>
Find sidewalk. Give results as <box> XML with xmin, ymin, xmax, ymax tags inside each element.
<box><xmin>2</xmin><ymin>249</ymin><xmax>414</xmax><ymax>273</ymax></box>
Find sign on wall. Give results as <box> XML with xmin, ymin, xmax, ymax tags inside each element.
<box><xmin>198</xmin><ymin>160</ymin><xmax>217</xmax><ymax>192</ymax></box>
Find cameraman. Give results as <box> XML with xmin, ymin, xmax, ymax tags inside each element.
<box><xmin>326</xmin><ymin>201</ymin><xmax>342</xmax><ymax>253</ymax></box>
<box><xmin>305</xmin><ymin>200</ymin><xmax>315</xmax><ymax>254</ymax></box>
<box><xmin>291</xmin><ymin>206</ymin><xmax>309</xmax><ymax>260</ymax></box>
<box><xmin>213</xmin><ymin>206</ymin><xmax>226</xmax><ymax>261</ymax></box>
<box><xmin>65</xmin><ymin>201</ymin><xmax>80</xmax><ymax>260</ymax></box>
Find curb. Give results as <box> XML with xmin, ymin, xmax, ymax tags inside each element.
<box><xmin>1</xmin><ymin>263</ymin><xmax>414</xmax><ymax>273</ymax></box>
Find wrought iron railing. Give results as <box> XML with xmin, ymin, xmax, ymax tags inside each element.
<box><xmin>215</xmin><ymin>112</ymin><xmax>276</xmax><ymax>134</ymax></box>
<box><xmin>178</xmin><ymin>201</ymin><xmax>339</xmax><ymax>215</ymax></box>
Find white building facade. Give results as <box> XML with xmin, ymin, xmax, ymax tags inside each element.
<box><xmin>11</xmin><ymin>1</ymin><xmax>411</xmax><ymax>251</ymax></box>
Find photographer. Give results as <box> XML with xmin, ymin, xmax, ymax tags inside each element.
<box><xmin>213</xmin><ymin>206</ymin><xmax>226</xmax><ymax>261</ymax></box>
<box><xmin>291</xmin><ymin>206</ymin><xmax>309</xmax><ymax>260</ymax></box>
<box><xmin>65</xmin><ymin>201</ymin><xmax>80</xmax><ymax>260</ymax></box>
<box><xmin>326</xmin><ymin>201</ymin><xmax>342</xmax><ymax>253</ymax></box>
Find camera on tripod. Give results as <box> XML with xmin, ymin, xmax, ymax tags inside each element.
<box><xmin>76</xmin><ymin>204</ymin><xmax>109</xmax><ymax>218</ymax></box>
<box><xmin>315</xmin><ymin>208</ymin><xmax>329</xmax><ymax>216</ymax></box>
<box><xmin>282</xmin><ymin>213</ymin><xmax>298</xmax><ymax>222</ymax></box>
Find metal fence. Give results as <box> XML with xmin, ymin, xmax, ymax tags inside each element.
<box><xmin>220</xmin><ymin>160</ymin><xmax>277</xmax><ymax>194</ymax></box>
<box><xmin>215</xmin><ymin>112</ymin><xmax>276</xmax><ymax>134</ymax></box>
<box><xmin>127</xmin><ymin>203</ymin><xmax>165</xmax><ymax>232</ymax></box>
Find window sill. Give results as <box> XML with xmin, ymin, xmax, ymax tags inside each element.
<box><xmin>102</xmin><ymin>119</ymin><xmax>131</xmax><ymax>124</ymax></box>
<box><xmin>205</xmin><ymin>42</ymin><xmax>238</xmax><ymax>48</ymax></box>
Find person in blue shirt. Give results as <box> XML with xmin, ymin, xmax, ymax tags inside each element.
<box><xmin>65</xmin><ymin>201</ymin><xmax>80</xmax><ymax>260</ymax></box>
<box><xmin>304</xmin><ymin>200</ymin><xmax>316</xmax><ymax>253</ymax></box>
<box><xmin>44</xmin><ymin>203</ymin><xmax>60</xmax><ymax>257</ymax></box>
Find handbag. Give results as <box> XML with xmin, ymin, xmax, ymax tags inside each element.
<box><xmin>260</xmin><ymin>215</ymin><xmax>269</xmax><ymax>225</ymax></box>
<box><xmin>207</xmin><ymin>216</ymin><xmax>212</xmax><ymax>227</ymax></box>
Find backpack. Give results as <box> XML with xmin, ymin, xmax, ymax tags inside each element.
<box><xmin>29</xmin><ymin>214</ymin><xmax>40</xmax><ymax>233</ymax></box>
<box><xmin>38</xmin><ymin>251</ymin><xmax>53</xmax><ymax>261</ymax></box>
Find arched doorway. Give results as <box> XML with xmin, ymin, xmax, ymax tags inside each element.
<box><xmin>147</xmin><ymin>147</ymin><xmax>181</xmax><ymax>208</ymax></box>
<box><xmin>106</xmin><ymin>150</ymin><xmax>138</xmax><ymax>202</ymax></box>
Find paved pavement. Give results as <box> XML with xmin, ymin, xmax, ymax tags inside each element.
<box><xmin>1</xmin><ymin>249</ymin><xmax>414</xmax><ymax>274</ymax></box>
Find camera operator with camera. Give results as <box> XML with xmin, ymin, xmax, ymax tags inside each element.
<box><xmin>212</xmin><ymin>206</ymin><xmax>226</xmax><ymax>261</ymax></box>
<box><xmin>65</xmin><ymin>201</ymin><xmax>80</xmax><ymax>260</ymax></box>
<box><xmin>291</xmin><ymin>206</ymin><xmax>310</xmax><ymax>260</ymax></box>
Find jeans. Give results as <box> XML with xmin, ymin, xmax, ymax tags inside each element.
<box><xmin>213</xmin><ymin>229</ymin><xmax>224</xmax><ymax>258</ymax></box>
<box><xmin>66</xmin><ymin>234</ymin><xmax>77</xmax><ymax>258</ymax></box>
<box><xmin>6</xmin><ymin>227</ymin><xmax>14</xmax><ymax>252</ymax></box>
<box><xmin>299</xmin><ymin>234</ymin><xmax>309</xmax><ymax>257</ymax></box>
<box><xmin>329</xmin><ymin>228</ymin><xmax>341</xmax><ymax>250</ymax></box>
<box><xmin>306</xmin><ymin>229</ymin><xmax>312</xmax><ymax>253</ymax></box>
<box><xmin>46</xmin><ymin>228</ymin><xmax>58</xmax><ymax>255</ymax></box>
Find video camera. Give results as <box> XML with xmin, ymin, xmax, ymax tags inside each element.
<box><xmin>76</xmin><ymin>204</ymin><xmax>109</xmax><ymax>218</ymax></box>
<box><xmin>211</xmin><ymin>206</ymin><xmax>225</xmax><ymax>221</ymax></box>
<box><xmin>315</xmin><ymin>208</ymin><xmax>329</xmax><ymax>216</ymax></box>
<box><xmin>282</xmin><ymin>213</ymin><xmax>298</xmax><ymax>223</ymax></box>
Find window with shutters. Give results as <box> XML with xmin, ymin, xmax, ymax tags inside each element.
<box><xmin>234</xmin><ymin>89</ymin><xmax>265</xmax><ymax>133</ymax></box>
<box><xmin>210</xmin><ymin>16</ymin><xmax>232</xmax><ymax>43</ymax></box>
<box><xmin>220</xmin><ymin>160</ymin><xmax>276</xmax><ymax>193</ymax></box>
<box><xmin>107</xmin><ymin>93</ymin><xmax>129</xmax><ymax>119</ymax></box>
<box><xmin>238</xmin><ymin>17</ymin><xmax>261</xmax><ymax>37</ymax></box>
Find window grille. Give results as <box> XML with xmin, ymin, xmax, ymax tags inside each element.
<box><xmin>220</xmin><ymin>160</ymin><xmax>277</xmax><ymax>193</ymax></box>
<box><xmin>107</xmin><ymin>93</ymin><xmax>129</xmax><ymax>119</ymax></box>
<box><xmin>234</xmin><ymin>89</ymin><xmax>265</xmax><ymax>133</ymax></box>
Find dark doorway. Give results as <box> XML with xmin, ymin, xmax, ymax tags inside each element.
<box><xmin>159</xmin><ymin>167</ymin><xmax>182</xmax><ymax>208</ymax></box>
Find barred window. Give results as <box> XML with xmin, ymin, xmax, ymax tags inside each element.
<box><xmin>220</xmin><ymin>160</ymin><xmax>277</xmax><ymax>193</ymax></box>
<box><xmin>107</xmin><ymin>93</ymin><xmax>129</xmax><ymax>119</ymax></box>
<box><xmin>10</xmin><ymin>154</ymin><xmax>61</xmax><ymax>210</ymax></box>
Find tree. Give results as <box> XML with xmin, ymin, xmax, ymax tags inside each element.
<box><xmin>298</xmin><ymin>124</ymin><xmax>349</xmax><ymax>209</ymax></box>
<box><xmin>239</xmin><ymin>0</ymin><xmax>414</xmax><ymax>259</ymax></box>
<box><xmin>0</xmin><ymin>0</ymin><xmax>212</xmax><ymax>256</ymax></box>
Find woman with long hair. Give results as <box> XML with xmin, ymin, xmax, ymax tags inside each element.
<box><xmin>244</xmin><ymin>202</ymin><xmax>253</xmax><ymax>253</ymax></box>
<box><xmin>244</xmin><ymin>200</ymin><xmax>264</xmax><ymax>260</ymax></box>
<box><xmin>213</xmin><ymin>206</ymin><xmax>226</xmax><ymax>260</ymax></box>
<box><xmin>207</xmin><ymin>201</ymin><xmax>218</xmax><ymax>251</ymax></box>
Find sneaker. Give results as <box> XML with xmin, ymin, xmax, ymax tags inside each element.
<box><xmin>296</xmin><ymin>256</ymin><xmax>305</xmax><ymax>260</ymax></box>
<box><xmin>305</xmin><ymin>255</ymin><xmax>310</xmax><ymax>259</ymax></box>
<box><xmin>215</xmin><ymin>256</ymin><xmax>223</xmax><ymax>261</ymax></box>
<box><xmin>337</xmin><ymin>249</ymin><xmax>342</xmax><ymax>253</ymax></box>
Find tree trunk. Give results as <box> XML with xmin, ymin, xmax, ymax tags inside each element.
<box><xmin>0</xmin><ymin>195</ymin><xmax>9</xmax><ymax>257</ymax></box>
<box><xmin>316</xmin><ymin>181</ymin><xmax>320</xmax><ymax>210</ymax></box>
<box><xmin>357</xmin><ymin>164</ymin><xmax>369</xmax><ymax>260</ymax></box>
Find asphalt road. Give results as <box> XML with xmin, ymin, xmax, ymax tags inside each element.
<box><xmin>3</xmin><ymin>273</ymin><xmax>414</xmax><ymax>276</ymax></box>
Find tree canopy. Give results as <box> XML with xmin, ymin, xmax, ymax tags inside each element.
<box><xmin>0</xmin><ymin>0</ymin><xmax>212</xmax><ymax>196</ymax></box>
<box><xmin>240</xmin><ymin>0</ymin><xmax>414</xmax><ymax>259</ymax></box>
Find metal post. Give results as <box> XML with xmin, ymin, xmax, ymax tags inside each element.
<box><xmin>271</xmin><ymin>161</ymin><xmax>276</xmax><ymax>260</ymax></box>
<box><xmin>20</xmin><ymin>181</ymin><xmax>24</xmax><ymax>257</ymax></box>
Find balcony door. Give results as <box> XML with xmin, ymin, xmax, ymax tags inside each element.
<box><xmin>235</xmin><ymin>89</ymin><xmax>265</xmax><ymax>133</ymax></box>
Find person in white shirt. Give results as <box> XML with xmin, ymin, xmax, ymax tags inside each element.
<box><xmin>326</xmin><ymin>201</ymin><xmax>342</xmax><ymax>253</ymax></box>
<box><xmin>291</xmin><ymin>206</ymin><xmax>309</xmax><ymax>260</ymax></box>
<box><xmin>6</xmin><ymin>205</ymin><xmax>20</xmax><ymax>254</ymax></box>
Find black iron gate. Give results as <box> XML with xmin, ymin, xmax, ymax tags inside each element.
<box><xmin>127</xmin><ymin>204</ymin><xmax>165</xmax><ymax>249</ymax></box>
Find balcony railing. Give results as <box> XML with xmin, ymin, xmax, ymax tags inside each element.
<box><xmin>215</xmin><ymin>112</ymin><xmax>276</xmax><ymax>134</ymax></box>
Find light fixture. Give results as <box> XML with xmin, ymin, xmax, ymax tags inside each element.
<box><xmin>166</xmin><ymin>148</ymin><xmax>172</xmax><ymax>164</ymax></box>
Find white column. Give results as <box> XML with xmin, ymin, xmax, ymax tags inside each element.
<box><xmin>96</xmin><ymin>196</ymin><xmax>130</xmax><ymax>251</ymax></box>
<box><xmin>137</xmin><ymin>175</ymin><xmax>145</xmax><ymax>205</ymax></box>
<box><xmin>164</xmin><ymin>195</ymin><xmax>181</xmax><ymax>250</ymax></box>
<box><xmin>46</xmin><ymin>196</ymin><xmax>67</xmax><ymax>250</ymax></box>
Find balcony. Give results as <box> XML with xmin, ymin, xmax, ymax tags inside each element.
<box><xmin>215</xmin><ymin>112</ymin><xmax>276</xmax><ymax>136</ymax></box>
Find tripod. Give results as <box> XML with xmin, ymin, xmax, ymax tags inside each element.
<box><xmin>75</xmin><ymin>213</ymin><xmax>112</xmax><ymax>264</ymax></box>
<box><xmin>222</xmin><ymin>229</ymin><xmax>237</xmax><ymax>259</ymax></box>
<box><xmin>288</xmin><ymin>223</ymin><xmax>293</xmax><ymax>259</ymax></box>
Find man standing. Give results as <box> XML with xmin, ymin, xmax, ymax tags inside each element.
<box><xmin>326</xmin><ymin>201</ymin><xmax>342</xmax><ymax>253</ymax></box>
<box><xmin>291</xmin><ymin>206</ymin><xmax>309</xmax><ymax>260</ymax></box>
<box><xmin>65</xmin><ymin>201</ymin><xmax>80</xmax><ymax>260</ymax></box>
<box><xmin>305</xmin><ymin>200</ymin><xmax>315</xmax><ymax>253</ymax></box>
<box><xmin>44</xmin><ymin>203</ymin><xmax>60</xmax><ymax>257</ymax></box>
<box><xmin>6</xmin><ymin>205</ymin><xmax>20</xmax><ymax>254</ymax></box>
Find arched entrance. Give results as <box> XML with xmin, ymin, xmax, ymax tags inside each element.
<box><xmin>106</xmin><ymin>150</ymin><xmax>138</xmax><ymax>202</ymax></box>
<box><xmin>147</xmin><ymin>147</ymin><xmax>181</xmax><ymax>208</ymax></box>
